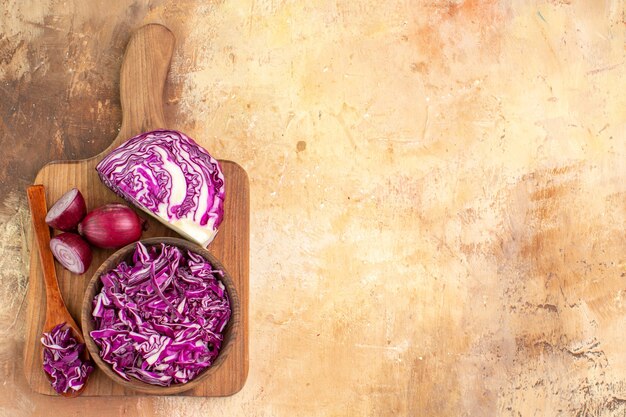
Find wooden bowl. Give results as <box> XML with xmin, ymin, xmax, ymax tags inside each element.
<box><xmin>81</xmin><ymin>237</ymin><xmax>240</xmax><ymax>395</ymax></box>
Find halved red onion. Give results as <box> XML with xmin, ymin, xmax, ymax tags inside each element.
<box><xmin>78</xmin><ymin>203</ymin><xmax>144</xmax><ymax>249</ymax></box>
<box><xmin>45</xmin><ymin>188</ymin><xmax>87</xmax><ymax>231</ymax></box>
<box><xmin>50</xmin><ymin>233</ymin><xmax>92</xmax><ymax>274</ymax></box>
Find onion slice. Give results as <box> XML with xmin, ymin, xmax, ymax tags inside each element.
<box><xmin>49</xmin><ymin>233</ymin><xmax>93</xmax><ymax>274</ymax></box>
<box><xmin>45</xmin><ymin>188</ymin><xmax>87</xmax><ymax>231</ymax></box>
<box><xmin>78</xmin><ymin>203</ymin><xmax>144</xmax><ymax>249</ymax></box>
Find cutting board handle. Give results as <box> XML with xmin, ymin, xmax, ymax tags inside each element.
<box><xmin>117</xmin><ymin>24</ymin><xmax>175</xmax><ymax>143</ymax></box>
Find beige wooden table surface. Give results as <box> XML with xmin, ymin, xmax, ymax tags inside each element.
<box><xmin>0</xmin><ymin>1</ymin><xmax>624</xmax><ymax>416</ymax></box>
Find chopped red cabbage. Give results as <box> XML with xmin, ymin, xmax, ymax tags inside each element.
<box><xmin>41</xmin><ymin>323</ymin><xmax>94</xmax><ymax>394</ymax></box>
<box><xmin>90</xmin><ymin>242</ymin><xmax>231</xmax><ymax>386</ymax></box>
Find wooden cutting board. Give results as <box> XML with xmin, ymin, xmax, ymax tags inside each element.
<box><xmin>22</xmin><ymin>24</ymin><xmax>249</xmax><ymax>397</ymax></box>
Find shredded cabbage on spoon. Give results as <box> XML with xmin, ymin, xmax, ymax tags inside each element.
<box><xmin>42</xmin><ymin>323</ymin><xmax>94</xmax><ymax>394</ymax></box>
<box><xmin>91</xmin><ymin>242</ymin><xmax>231</xmax><ymax>386</ymax></box>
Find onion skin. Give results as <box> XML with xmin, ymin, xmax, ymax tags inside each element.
<box><xmin>78</xmin><ymin>204</ymin><xmax>144</xmax><ymax>249</ymax></box>
<box><xmin>45</xmin><ymin>188</ymin><xmax>87</xmax><ymax>231</ymax></box>
<box><xmin>50</xmin><ymin>233</ymin><xmax>92</xmax><ymax>274</ymax></box>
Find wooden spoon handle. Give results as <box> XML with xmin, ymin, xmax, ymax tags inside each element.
<box><xmin>27</xmin><ymin>185</ymin><xmax>66</xmax><ymax>322</ymax></box>
<box><xmin>118</xmin><ymin>24</ymin><xmax>175</xmax><ymax>140</ymax></box>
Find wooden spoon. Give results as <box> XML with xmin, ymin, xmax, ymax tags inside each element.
<box><xmin>27</xmin><ymin>184</ymin><xmax>90</xmax><ymax>397</ymax></box>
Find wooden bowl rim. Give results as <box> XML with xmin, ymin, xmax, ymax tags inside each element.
<box><xmin>81</xmin><ymin>237</ymin><xmax>240</xmax><ymax>395</ymax></box>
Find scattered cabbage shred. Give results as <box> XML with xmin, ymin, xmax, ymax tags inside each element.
<box><xmin>41</xmin><ymin>323</ymin><xmax>94</xmax><ymax>394</ymax></box>
<box><xmin>91</xmin><ymin>242</ymin><xmax>231</xmax><ymax>386</ymax></box>
<box><xmin>96</xmin><ymin>130</ymin><xmax>225</xmax><ymax>247</ymax></box>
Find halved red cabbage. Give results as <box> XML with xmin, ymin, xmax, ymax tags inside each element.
<box><xmin>90</xmin><ymin>242</ymin><xmax>231</xmax><ymax>386</ymax></box>
<box><xmin>41</xmin><ymin>323</ymin><xmax>94</xmax><ymax>394</ymax></box>
<box><xmin>95</xmin><ymin>130</ymin><xmax>225</xmax><ymax>248</ymax></box>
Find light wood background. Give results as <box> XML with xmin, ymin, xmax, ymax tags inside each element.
<box><xmin>0</xmin><ymin>1</ymin><xmax>624</xmax><ymax>416</ymax></box>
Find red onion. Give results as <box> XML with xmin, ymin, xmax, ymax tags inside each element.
<box><xmin>78</xmin><ymin>203</ymin><xmax>144</xmax><ymax>249</ymax></box>
<box><xmin>49</xmin><ymin>233</ymin><xmax>93</xmax><ymax>274</ymax></box>
<box><xmin>45</xmin><ymin>188</ymin><xmax>86</xmax><ymax>231</ymax></box>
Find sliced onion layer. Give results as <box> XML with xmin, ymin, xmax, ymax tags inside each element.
<box><xmin>45</xmin><ymin>188</ymin><xmax>86</xmax><ymax>231</ymax></box>
<box><xmin>49</xmin><ymin>232</ymin><xmax>92</xmax><ymax>274</ymax></box>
